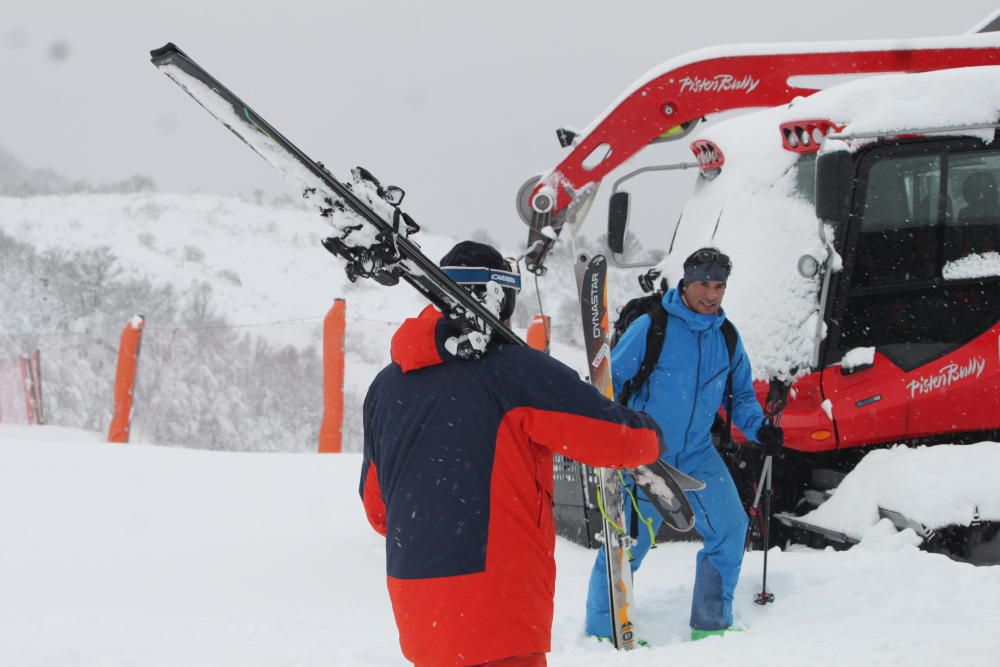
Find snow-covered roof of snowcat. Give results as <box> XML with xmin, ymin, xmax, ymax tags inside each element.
<box><xmin>667</xmin><ymin>65</ymin><xmax>1000</xmax><ymax>380</ymax></box>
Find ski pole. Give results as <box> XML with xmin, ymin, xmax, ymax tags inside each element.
<box><xmin>753</xmin><ymin>454</ymin><xmax>775</xmax><ymax>605</ymax></box>
<box><xmin>752</xmin><ymin>377</ymin><xmax>791</xmax><ymax>605</ymax></box>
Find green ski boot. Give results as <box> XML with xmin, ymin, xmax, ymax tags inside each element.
<box><xmin>691</xmin><ymin>626</ymin><xmax>744</xmax><ymax>641</ymax></box>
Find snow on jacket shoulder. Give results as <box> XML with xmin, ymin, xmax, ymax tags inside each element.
<box><xmin>611</xmin><ymin>286</ymin><xmax>765</xmax><ymax>466</ymax></box>
<box><xmin>360</xmin><ymin>306</ymin><xmax>661</xmax><ymax>666</ymax></box>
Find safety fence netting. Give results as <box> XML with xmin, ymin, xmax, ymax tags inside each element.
<box><xmin>131</xmin><ymin>314</ymin><xmax>400</xmax><ymax>452</ymax></box>
<box><xmin>2</xmin><ymin>311</ymin><xmax>402</xmax><ymax>453</ymax></box>
<box><xmin>127</xmin><ymin>320</ymin><xmax>322</xmax><ymax>451</ymax></box>
<box><xmin>0</xmin><ymin>352</ymin><xmax>42</xmax><ymax>424</ymax></box>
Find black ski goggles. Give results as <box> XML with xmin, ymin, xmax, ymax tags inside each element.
<box><xmin>684</xmin><ymin>249</ymin><xmax>732</xmax><ymax>271</ymax></box>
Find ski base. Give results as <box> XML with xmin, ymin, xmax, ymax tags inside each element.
<box><xmin>595</xmin><ymin>466</ymin><xmax>637</xmax><ymax>650</ymax></box>
<box><xmin>631</xmin><ymin>460</ymin><xmax>704</xmax><ymax>533</ymax></box>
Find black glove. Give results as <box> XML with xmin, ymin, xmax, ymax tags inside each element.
<box><xmin>756</xmin><ymin>423</ymin><xmax>784</xmax><ymax>455</ymax></box>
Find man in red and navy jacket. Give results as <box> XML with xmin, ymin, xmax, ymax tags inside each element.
<box><xmin>360</xmin><ymin>241</ymin><xmax>663</xmax><ymax>667</ymax></box>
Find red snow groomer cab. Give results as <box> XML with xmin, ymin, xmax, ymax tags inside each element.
<box><xmin>519</xmin><ymin>29</ymin><xmax>1000</xmax><ymax>562</ymax></box>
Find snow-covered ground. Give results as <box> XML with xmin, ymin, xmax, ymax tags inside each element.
<box><xmin>2</xmin><ymin>424</ymin><xmax>998</xmax><ymax>667</ymax></box>
<box><xmin>803</xmin><ymin>442</ymin><xmax>1000</xmax><ymax>536</ymax></box>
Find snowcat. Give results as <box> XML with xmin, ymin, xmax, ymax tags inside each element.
<box><xmin>518</xmin><ymin>26</ymin><xmax>1000</xmax><ymax>563</ymax></box>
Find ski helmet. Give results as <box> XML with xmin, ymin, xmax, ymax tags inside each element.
<box><xmin>440</xmin><ymin>240</ymin><xmax>520</xmax><ymax>321</ymax></box>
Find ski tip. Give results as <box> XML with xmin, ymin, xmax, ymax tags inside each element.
<box><xmin>679</xmin><ymin>477</ymin><xmax>707</xmax><ymax>492</ymax></box>
<box><xmin>646</xmin><ymin>460</ymin><xmax>706</xmax><ymax>492</ymax></box>
<box><xmin>150</xmin><ymin>42</ymin><xmax>183</xmax><ymax>63</ymax></box>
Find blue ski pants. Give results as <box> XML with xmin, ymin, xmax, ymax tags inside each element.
<box><xmin>584</xmin><ymin>445</ymin><xmax>748</xmax><ymax>634</ymax></box>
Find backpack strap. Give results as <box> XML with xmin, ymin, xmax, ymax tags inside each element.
<box><xmin>617</xmin><ymin>300</ymin><xmax>668</xmax><ymax>405</ymax></box>
<box><xmin>719</xmin><ymin>318</ymin><xmax>738</xmax><ymax>446</ymax></box>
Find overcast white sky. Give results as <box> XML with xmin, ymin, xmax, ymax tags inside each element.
<box><xmin>4</xmin><ymin>1</ymin><xmax>999</xmax><ymax>248</ymax></box>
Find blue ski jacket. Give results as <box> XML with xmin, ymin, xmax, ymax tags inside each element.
<box><xmin>611</xmin><ymin>285</ymin><xmax>766</xmax><ymax>468</ymax></box>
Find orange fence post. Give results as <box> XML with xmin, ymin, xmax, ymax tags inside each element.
<box><xmin>526</xmin><ymin>314</ymin><xmax>551</xmax><ymax>354</ymax></box>
<box><xmin>18</xmin><ymin>350</ymin><xmax>44</xmax><ymax>425</ymax></box>
<box><xmin>18</xmin><ymin>355</ymin><xmax>36</xmax><ymax>425</ymax></box>
<box><xmin>318</xmin><ymin>298</ymin><xmax>346</xmax><ymax>453</ymax></box>
<box><xmin>30</xmin><ymin>350</ymin><xmax>43</xmax><ymax>425</ymax></box>
<box><xmin>108</xmin><ymin>315</ymin><xmax>145</xmax><ymax>443</ymax></box>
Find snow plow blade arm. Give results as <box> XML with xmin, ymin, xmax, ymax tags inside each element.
<box><xmin>520</xmin><ymin>33</ymin><xmax>1000</xmax><ymax>273</ymax></box>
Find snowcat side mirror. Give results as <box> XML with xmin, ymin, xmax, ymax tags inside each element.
<box><xmin>608</xmin><ymin>191</ymin><xmax>630</xmax><ymax>255</ymax></box>
<box><xmin>605</xmin><ymin>163</ymin><xmax>691</xmax><ymax>267</ymax></box>
<box><xmin>815</xmin><ymin>150</ymin><xmax>854</xmax><ymax>225</ymax></box>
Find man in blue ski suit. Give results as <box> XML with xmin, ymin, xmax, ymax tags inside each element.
<box><xmin>584</xmin><ymin>247</ymin><xmax>783</xmax><ymax>641</ymax></box>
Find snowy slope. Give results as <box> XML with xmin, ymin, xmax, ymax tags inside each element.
<box><xmin>0</xmin><ymin>192</ymin><xmax>437</xmax><ymax>342</ymax></box>
<box><xmin>0</xmin><ymin>191</ymin><xmax>586</xmax><ymax>392</ymax></box>
<box><xmin>0</xmin><ymin>191</ymin><xmax>597</xmax><ymax>450</ymax></box>
<box><xmin>2</xmin><ymin>425</ymin><xmax>998</xmax><ymax>667</ymax></box>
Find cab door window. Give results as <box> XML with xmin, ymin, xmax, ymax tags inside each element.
<box><xmin>837</xmin><ymin>145</ymin><xmax>1000</xmax><ymax>370</ymax></box>
<box><xmin>944</xmin><ymin>151</ymin><xmax>1000</xmax><ymax>266</ymax></box>
<box><xmin>849</xmin><ymin>153</ymin><xmax>940</xmax><ymax>289</ymax></box>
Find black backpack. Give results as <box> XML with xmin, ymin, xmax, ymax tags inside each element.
<box><xmin>612</xmin><ymin>292</ymin><xmax>739</xmax><ymax>443</ymax></box>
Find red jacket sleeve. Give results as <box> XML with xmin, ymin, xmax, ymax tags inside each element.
<box><xmin>507</xmin><ymin>406</ymin><xmax>658</xmax><ymax>468</ymax></box>
<box><xmin>497</xmin><ymin>347</ymin><xmax>662</xmax><ymax>468</ymax></box>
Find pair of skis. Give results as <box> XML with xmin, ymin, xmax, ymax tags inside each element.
<box><xmin>149</xmin><ymin>44</ymin><xmax>702</xmax><ymax>651</ymax></box>
<box><xmin>149</xmin><ymin>43</ymin><xmax>521</xmax><ymax>349</ymax></box>
<box><xmin>574</xmin><ymin>253</ymin><xmax>703</xmax><ymax>650</ymax></box>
